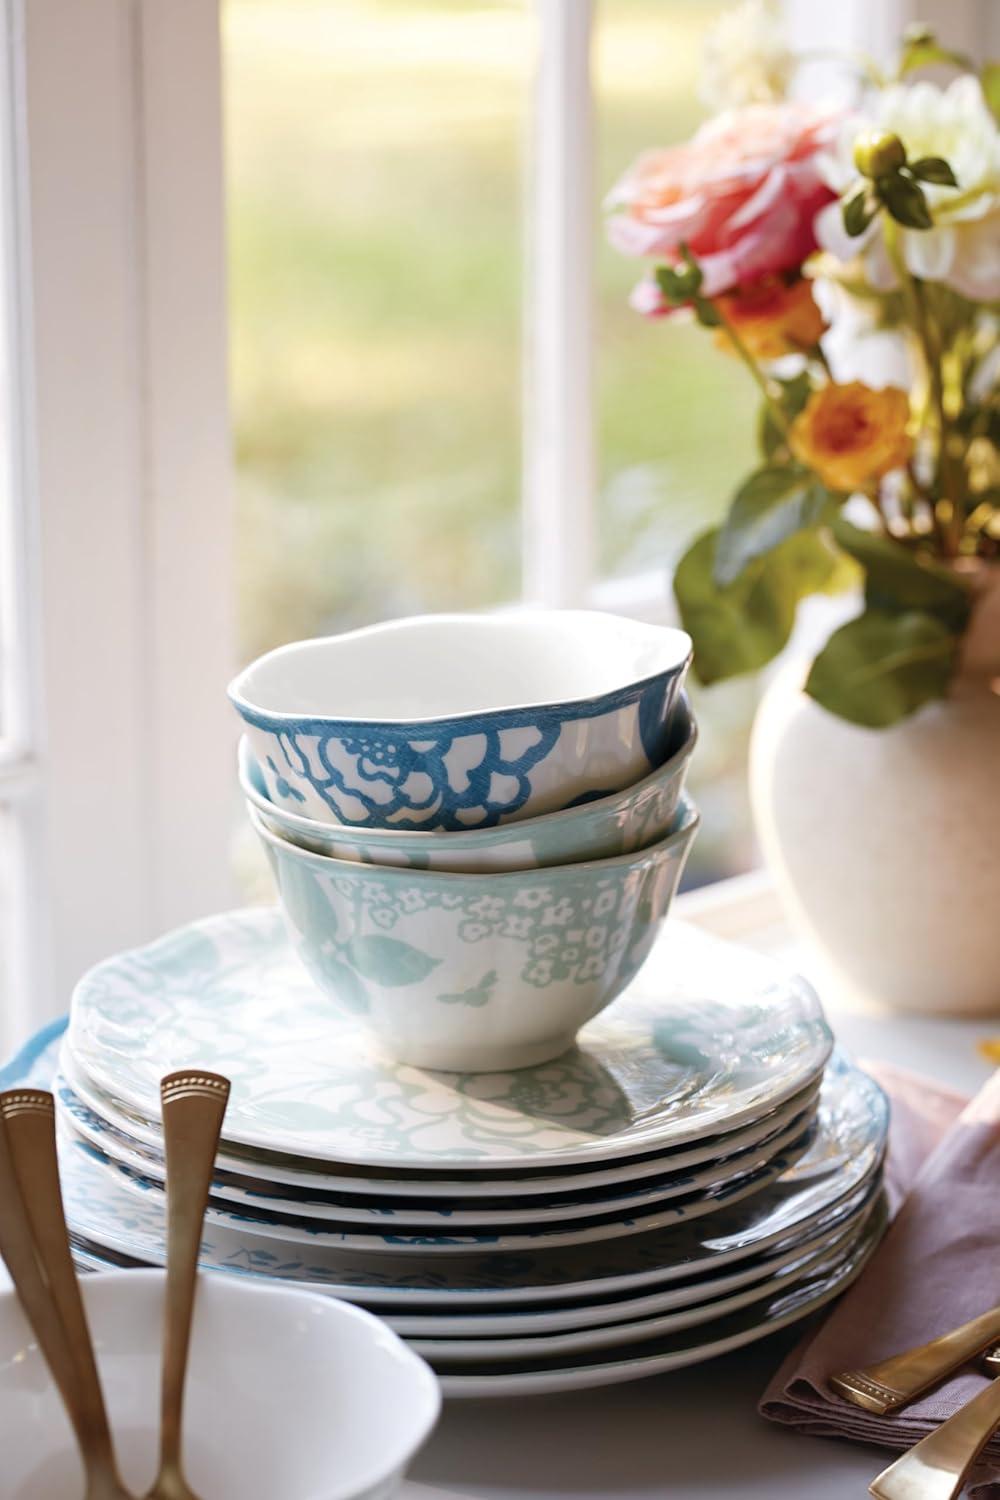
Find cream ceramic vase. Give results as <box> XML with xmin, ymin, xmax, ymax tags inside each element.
<box><xmin>750</xmin><ymin>566</ymin><xmax>1000</xmax><ymax>1016</ymax></box>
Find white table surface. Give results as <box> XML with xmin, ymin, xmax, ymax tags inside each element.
<box><xmin>2</xmin><ymin>887</ymin><xmax>995</xmax><ymax>1500</ymax></box>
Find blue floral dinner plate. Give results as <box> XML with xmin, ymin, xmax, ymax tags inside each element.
<box><xmin>66</xmin><ymin>908</ymin><xmax>834</xmax><ymax>1170</ymax></box>
<box><xmin>54</xmin><ymin>1064</ymin><xmax>819</xmax><ymax>1230</ymax></box>
<box><xmin>1</xmin><ymin>1023</ymin><xmax>886</xmax><ymax>1308</ymax></box>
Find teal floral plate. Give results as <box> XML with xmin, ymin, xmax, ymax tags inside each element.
<box><xmin>54</xmin><ymin>1059</ymin><xmax>820</xmax><ymax>1228</ymax></box>
<box><xmin>1</xmin><ymin>1024</ymin><xmax>885</xmax><ymax>1307</ymax></box>
<box><xmin>66</xmin><ymin>908</ymin><xmax>833</xmax><ymax>1170</ymax></box>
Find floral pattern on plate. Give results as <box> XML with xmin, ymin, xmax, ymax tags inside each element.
<box><xmin>67</xmin><ymin>909</ymin><xmax>833</xmax><ymax>1168</ymax></box>
<box><xmin>15</xmin><ymin>1033</ymin><xmax>885</xmax><ymax>1305</ymax></box>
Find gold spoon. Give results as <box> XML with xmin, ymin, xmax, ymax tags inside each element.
<box><xmin>145</xmin><ymin>1071</ymin><xmax>231</xmax><ymax>1500</ymax></box>
<box><xmin>0</xmin><ymin>1089</ymin><xmax>135</xmax><ymax>1499</ymax></box>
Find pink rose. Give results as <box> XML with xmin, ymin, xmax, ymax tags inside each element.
<box><xmin>608</xmin><ymin>101</ymin><xmax>841</xmax><ymax>311</ymax></box>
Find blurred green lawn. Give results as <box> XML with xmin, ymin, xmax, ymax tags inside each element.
<box><xmin>223</xmin><ymin>0</ymin><xmax>759</xmax><ymax>880</ymax></box>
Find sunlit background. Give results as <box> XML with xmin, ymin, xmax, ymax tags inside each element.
<box><xmin>223</xmin><ymin>0</ymin><xmax>761</xmax><ymax>886</ymax></box>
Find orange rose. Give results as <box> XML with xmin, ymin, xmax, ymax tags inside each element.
<box><xmin>714</xmin><ymin>276</ymin><xmax>827</xmax><ymax>360</ymax></box>
<box><xmin>790</xmin><ymin>382</ymin><xmax>912</xmax><ymax>493</ymax></box>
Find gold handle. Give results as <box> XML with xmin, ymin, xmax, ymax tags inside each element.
<box><xmin>0</xmin><ymin>1097</ymin><xmax>88</xmax><ymax>1442</ymax></box>
<box><xmin>153</xmin><ymin>1071</ymin><xmax>230</xmax><ymax>1492</ymax></box>
<box><xmin>0</xmin><ymin>1089</ymin><xmax>127</xmax><ymax>1491</ymax></box>
<box><xmin>830</xmin><ymin>1303</ymin><xmax>1000</xmax><ymax>1415</ymax></box>
<box><xmin>869</xmin><ymin>1375</ymin><xmax>1000</xmax><ymax>1500</ymax></box>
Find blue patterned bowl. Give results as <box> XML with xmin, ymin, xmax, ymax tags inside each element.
<box><xmin>239</xmin><ymin>695</ymin><xmax>696</xmax><ymax>873</ymax></box>
<box><xmin>251</xmin><ymin>794</ymin><xmax>699</xmax><ymax>1072</ymax></box>
<box><xmin>229</xmin><ymin>610</ymin><xmax>691</xmax><ymax>832</ymax></box>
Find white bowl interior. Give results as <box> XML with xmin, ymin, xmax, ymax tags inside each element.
<box><xmin>233</xmin><ymin>610</ymin><xmax>690</xmax><ymax>721</ymax></box>
<box><xmin>0</xmin><ymin>1271</ymin><xmax>439</xmax><ymax>1500</ymax></box>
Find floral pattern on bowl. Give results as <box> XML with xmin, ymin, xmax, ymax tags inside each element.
<box><xmin>240</xmin><ymin>696</ymin><xmax>697</xmax><ymax>872</ymax></box>
<box><xmin>228</xmin><ymin>611</ymin><xmax>691</xmax><ymax>830</ymax></box>
<box><xmin>255</xmin><ymin>796</ymin><xmax>700</xmax><ymax>1070</ymax></box>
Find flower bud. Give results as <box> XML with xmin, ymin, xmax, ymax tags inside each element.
<box><xmin>902</xmin><ymin>23</ymin><xmax>935</xmax><ymax>47</ymax></box>
<box><xmin>853</xmin><ymin>130</ymin><xmax>907</xmax><ymax>179</ymax></box>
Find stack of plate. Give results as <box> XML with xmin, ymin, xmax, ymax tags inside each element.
<box><xmin>3</xmin><ymin>907</ymin><xmax>889</xmax><ymax>1398</ymax></box>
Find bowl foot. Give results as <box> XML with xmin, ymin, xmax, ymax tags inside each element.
<box><xmin>371</xmin><ymin>1030</ymin><xmax>579</xmax><ymax>1074</ymax></box>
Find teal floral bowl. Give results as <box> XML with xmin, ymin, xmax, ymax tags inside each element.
<box><xmin>251</xmin><ymin>795</ymin><xmax>699</xmax><ymax>1072</ymax></box>
<box><xmin>240</xmin><ymin>697</ymin><xmax>696</xmax><ymax>874</ymax></box>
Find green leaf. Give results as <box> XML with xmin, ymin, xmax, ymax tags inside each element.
<box><xmin>879</xmin><ymin>172</ymin><xmax>933</xmax><ymax>230</ymax></box>
<box><xmin>714</xmin><ymin>466</ymin><xmax>834</xmax><ymax>587</ymax></box>
<box><xmin>805</xmin><ymin>609</ymin><xmax>959</xmax><ymax>727</ymax></box>
<box><xmin>909</xmin><ymin>156</ymin><xmax>958</xmax><ymax>187</ymax></box>
<box><xmin>843</xmin><ymin>187</ymin><xmax>876</xmax><ymax>237</ymax></box>
<box><xmin>675</xmin><ymin>527</ymin><xmax>836</xmax><ymax>685</ymax></box>
<box><xmin>656</xmin><ymin>261</ymin><xmax>701</xmax><ymax>305</ymax></box>
<box><xmin>983</xmin><ymin>63</ymin><xmax>1000</xmax><ymax>124</ymax></box>
<box><xmin>342</xmin><ymin>934</ymin><xmax>440</xmax><ymax>987</ymax></box>
<box><xmin>830</xmin><ymin>515</ymin><xmax>972</xmax><ymax>632</ymax></box>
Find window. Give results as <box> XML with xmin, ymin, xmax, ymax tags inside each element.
<box><xmin>225</xmin><ymin>0</ymin><xmax>763</xmax><ymax>890</ymax></box>
<box><xmin>226</xmin><ymin>0</ymin><xmax>531</xmax><ymax>659</ymax></box>
<box><xmin>0</xmin><ymin>0</ymin><xmax>981</xmax><ymax>1052</ymax></box>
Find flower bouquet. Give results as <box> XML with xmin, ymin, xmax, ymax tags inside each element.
<box><xmin>608</xmin><ymin>7</ymin><xmax>1000</xmax><ymax>728</ymax></box>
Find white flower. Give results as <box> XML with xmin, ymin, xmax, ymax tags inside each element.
<box><xmin>818</xmin><ymin>76</ymin><xmax>1000</xmax><ymax>301</ymax></box>
<box><xmin>700</xmin><ymin>0</ymin><xmax>793</xmax><ymax>112</ymax></box>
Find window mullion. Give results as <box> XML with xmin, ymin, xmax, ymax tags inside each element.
<box><xmin>522</xmin><ymin>0</ymin><xmax>596</xmax><ymax>609</ymax></box>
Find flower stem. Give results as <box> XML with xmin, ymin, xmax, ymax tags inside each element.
<box><xmin>883</xmin><ymin>224</ymin><xmax>962</xmax><ymax>557</ymax></box>
<box><xmin>713</xmin><ymin>305</ymin><xmax>792</xmax><ymax>439</ymax></box>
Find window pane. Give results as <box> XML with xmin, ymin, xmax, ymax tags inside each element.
<box><xmin>0</xmin><ymin>807</ymin><xmax>15</xmax><ymax>1053</ymax></box>
<box><xmin>596</xmin><ymin>0</ymin><xmax>761</xmax><ymax>886</ymax></box>
<box><xmin>224</xmin><ymin>0</ymin><xmax>529</xmax><ymax>664</ymax></box>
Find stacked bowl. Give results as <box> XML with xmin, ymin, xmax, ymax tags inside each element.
<box><xmin>12</xmin><ymin>609</ymin><xmax>889</xmax><ymax>1398</ymax></box>
<box><xmin>229</xmin><ymin>610</ymin><xmax>700</xmax><ymax>1071</ymax></box>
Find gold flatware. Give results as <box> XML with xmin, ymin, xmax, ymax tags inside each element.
<box><xmin>830</xmin><ymin>1305</ymin><xmax>1000</xmax><ymax>1415</ymax></box>
<box><xmin>869</xmin><ymin>1376</ymin><xmax>1000</xmax><ymax>1500</ymax></box>
<box><xmin>0</xmin><ymin>1090</ymin><xmax>134</xmax><ymax>1499</ymax></box>
<box><xmin>146</xmin><ymin>1070</ymin><xmax>231</xmax><ymax>1500</ymax></box>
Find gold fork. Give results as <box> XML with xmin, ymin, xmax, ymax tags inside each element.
<box><xmin>0</xmin><ymin>1089</ymin><xmax>135</xmax><ymax>1499</ymax></box>
<box><xmin>830</xmin><ymin>1305</ymin><xmax>1000</xmax><ymax>1415</ymax></box>
<box><xmin>145</xmin><ymin>1071</ymin><xmax>231</xmax><ymax>1500</ymax></box>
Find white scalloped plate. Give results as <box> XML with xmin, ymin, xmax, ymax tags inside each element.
<box><xmin>67</xmin><ymin>908</ymin><xmax>833</xmax><ymax>1170</ymax></box>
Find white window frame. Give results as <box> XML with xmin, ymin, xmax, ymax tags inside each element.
<box><xmin>1</xmin><ymin>0</ymin><xmax>993</xmax><ymax>1049</ymax></box>
<box><xmin>1</xmin><ymin>0</ymin><xmax>234</xmax><ymax>1046</ymax></box>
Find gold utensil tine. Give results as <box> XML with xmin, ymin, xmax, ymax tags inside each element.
<box><xmin>830</xmin><ymin>1304</ymin><xmax>1000</xmax><ymax>1415</ymax></box>
<box><xmin>145</xmin><ymin>1070</ymin><xmax>231</xmax><ymax>1500</ymax></box>
<box><xmin>869</xmin><ymin>1375</ymin><xmax>1000</xmax><ymax>1500</ymax></box>
<box><xmin>0</xmin><ymin>1089</ymin><xmax>135</xmax><ymax>1499</ymax></box>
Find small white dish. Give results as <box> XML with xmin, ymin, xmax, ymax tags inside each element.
<box><xmin>228</xmin><ymin>610</ymin><xmax>691</xmax><ymax>830</ymax></box>
<box><xmin>0</xmin><ymin>1271</ymin><xmax>440</xmax><ymax>1500</ymax></box>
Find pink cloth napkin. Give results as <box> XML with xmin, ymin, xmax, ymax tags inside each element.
<box><xmin>760</xmin><ymin>1059</ymin><xmax>1000</xmax><ymax>1496</ymax></box>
